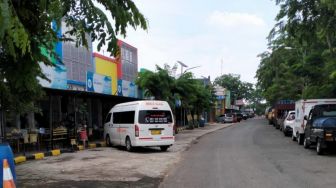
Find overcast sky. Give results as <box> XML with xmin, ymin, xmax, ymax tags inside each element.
<box><xmin>94</xmin><ymin>0</ymin><xmax>279</xmax><ymax>83</ymax></box>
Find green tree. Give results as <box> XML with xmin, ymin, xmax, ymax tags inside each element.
<box><xmin>256</xmin><ymin>0</ymin><xmax>336</xmax><ymax>104</ymax></box>
<box><xmin>136</xmin><ymin>66</ymin><xmax>175</xmax><ymax>103</ymax></box>
<box><xmin>0</xmin><ymin>0</ymin><xmax>147</xmax><ymax>114</ymax></box>
<box><xmin>191</xmin><ymin>82</ymin><xmax>216</xmax><ymax>126</ymax></box>
<box><xmin>136</xmin><ymin>67</ymin><xmax>215</xmax><ymax>128</ymax></box>
<box><xmin>214</xmin><ymin>74</ymin><xmax>254</xmax><ymax>104</ymax></box>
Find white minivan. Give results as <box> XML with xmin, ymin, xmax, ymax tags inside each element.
<box><xmin>104</xmin><ymin>100</ymin><xmax>175</xmax><ymax>151</ymax></box>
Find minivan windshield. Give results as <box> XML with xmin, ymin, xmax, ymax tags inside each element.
<box><xmin>138</xmin><ymin>110</ymin><xmax>173</xmax><ymax>124</ymax></box>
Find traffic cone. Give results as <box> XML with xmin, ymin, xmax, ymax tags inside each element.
<box><xmin>3</xmin><ymin>159</ymin><xmax>16</xmax><ymax>188</ymax></box>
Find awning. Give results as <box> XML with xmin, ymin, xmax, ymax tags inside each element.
<box><xmin>44</xmin><ymin>88</ymin><xmax>139</xmax><ymax>102</ymax></box>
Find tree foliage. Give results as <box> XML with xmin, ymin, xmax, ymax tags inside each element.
<box><xmin>136</xmin><ymin>66</ymin><xmax>215</xmax><ymax>126</ymax></box>
<box><xmin>256</xmin><ymin>0</ymin><xmax>336</xmax><ymax>105</ymax></box>
<box><xmin>0</xmin><ymin>0</ymin><xmax>147</xmax><ymax>113</ymax></box>
<box><xmin>214</xmin><ymin>74</ymin><xmax>254</xmax><ymax>104</ymax></box>
<box><xmin>136</xmin><ymin>66</ymin><xmax>175</xmax><ymax>101</ymax></box>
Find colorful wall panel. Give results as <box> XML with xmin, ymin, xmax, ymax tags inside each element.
<box><xmin>93</xmin><ymin>53</ymin><xmax>118</xmax><ymax>95</ymax></box>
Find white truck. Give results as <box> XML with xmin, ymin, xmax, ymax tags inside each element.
<box><xmin>292</xmin><ymin>99</ymin><xmax>336</xmax><ymax>144</ymax></box>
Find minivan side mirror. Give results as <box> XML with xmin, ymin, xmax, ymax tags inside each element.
<box><xmin>304</xmin><ymin>115</ymin><xmax>308</xmax><ymax>120</ymax></box>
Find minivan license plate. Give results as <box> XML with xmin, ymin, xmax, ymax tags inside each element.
<box><xmin>151</xmin><ymin>130</ymin><xmax>161</xmax><ymax>135</ymax></box>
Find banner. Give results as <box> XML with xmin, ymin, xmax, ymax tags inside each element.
<box><xmin>117</xmin><ymin>79</ymin><xmax>137</xmax><ymax>98</ymax></box>
<box><xmin>38</xmin><ymin>46</ymin><xmax>67</xmax><ymax>89</ymax></box>
<box><xmin>86</xmin><ymin>72</ymin><xmax>112</xmax><ymax>94</ymax></box>
<box><xmin>38</xmin><ymin>63</ymin><xmax>67</xmax><ymax>89</ymax></box>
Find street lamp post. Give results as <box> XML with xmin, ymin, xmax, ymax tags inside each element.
<box><xmin>176</xmin><ymin>61</ymin><xmax>202</xmax><ymax>128</ymax></box>
<box><xmin>183</xmin><ymin>66</ymin><xmax>202</xmax><ymax>74</ymax></box>
<box><xmin>284</xmin><ymin>46</ymin><xmax>306</xmax><ymax>98</ymax></box>
<box><xmin>176</xmin><ymin>61</ymin><xmax>187</xmax><ymax>127</ymax></box>
<box><xmin>177</xmin><ymin>61</ymin><xmax>188</xmax><ymax>76</ymax></box>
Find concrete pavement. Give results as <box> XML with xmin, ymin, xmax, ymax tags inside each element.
<box><xmin>161</xmin><ymin>119</ymin><xmax>336</xmax><ymax>188</ymax></box>
<box><xmin>16</xmin><ymin>122</ymin><xmax>233</xmax><ymax>188</ymax></box>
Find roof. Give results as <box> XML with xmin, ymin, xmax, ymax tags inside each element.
<box><xmin>44</xmin><ymin>88</ymin><xmax>139</xmax><ymax>102</ymax></box>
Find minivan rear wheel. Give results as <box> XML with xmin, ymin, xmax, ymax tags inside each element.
<box><xmin>125</xmin><ymin>137</ymin><xmax>133</xmax><ymax>152</ymax></box>
<box><xmin>160</xmin><ymin>146</ymin><xmax>169</xmax><ymax>152</ymax></box>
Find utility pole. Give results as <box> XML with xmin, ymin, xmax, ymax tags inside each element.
<box><xmin>221</xmin><ymin>58</ymin><xmax>223</xmax><ymax>76</ymax></box>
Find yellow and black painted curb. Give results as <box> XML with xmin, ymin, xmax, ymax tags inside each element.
<box><xmin>75</xmin><ymin>141</ymin><xmax>106</xmax><ymax>151</ymax></box>
<box><xmin>14</xmin><ymin>141</ymin><xmax>106</xmax><ymax>165</ymax></box>
<box><xmin>177</xmin><ymin>126</ymin><xmax>188</xmax><ymax>132</ymax></box>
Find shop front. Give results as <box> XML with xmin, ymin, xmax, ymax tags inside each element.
<box><xmin>1</xmin><ymin>88</ymin><xmax>137</xmax><ymax>154</ymax></box>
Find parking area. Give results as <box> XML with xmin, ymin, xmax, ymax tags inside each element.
<box><xmin>16</xmin><ymin>123</ymin><xmax>233</xmax><ymax>187</ymax></box>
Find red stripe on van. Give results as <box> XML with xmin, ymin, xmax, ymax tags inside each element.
<box><xmin>139</xmin><ymin>137</ymin><xmax>153</xmax><ymax>140</ymax></box>
<box><xmin>161</xmin><ymin>137</ymin><xmax>174</xmax><ymax>139</ymax></box>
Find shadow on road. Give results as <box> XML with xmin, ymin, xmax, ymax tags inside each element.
<box><xmin>18</xmin><ymin>177</ymin><xmax>161</xmax><ymax>188</ymax></box>
<box><xmin>110</xmin><ymin>146</ymin><xmax>166</xmax><ymax>154</ymax></box>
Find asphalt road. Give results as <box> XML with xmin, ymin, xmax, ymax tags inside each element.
<box><xmin>160</xmin><ymin>119</ymin><xmax>336</xmax><ymax>188</ymax></box>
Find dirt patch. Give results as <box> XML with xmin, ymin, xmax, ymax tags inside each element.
<box><xmin>47</xmin><ymin>156</ymin><xmax>75</xmax><ymax>164</ymax></box>
<box><xmin>18</xmin><ymin>176</ymin><xmax>162</xmax><ymax>188</ymax></box>
<box><xmin>81</xmin><ymin>156</ymin><xmax>100</xmax><ymax>161</ymax></box>
<box><xmin>88</xmin><ymin>148</ymin><xmax>104</xmax><ymax>152</ymax></box>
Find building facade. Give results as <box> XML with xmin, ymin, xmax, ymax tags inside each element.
<box><xmin>118</xmin><ymin>40</ymin><xmax>138</xmax><ymax>82</ymax></box>
<box><xmin>1</xmin><ymin>21</ymin><xmax>141</xmax><ymax>150</ymax></box>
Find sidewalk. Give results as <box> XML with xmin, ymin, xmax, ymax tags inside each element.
<box><xmin>13</xmin><ymin>141</ymin><xmax>106</xmax><ymax>164</ymax></box>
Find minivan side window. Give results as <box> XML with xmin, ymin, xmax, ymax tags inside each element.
<box><xmin>105</xmin><ymin>113</ymin><xmax>112</xmax><ymax>124</ymax></box>
<box><xmin>113</xmin><ymin>111</ymin><xmax>135</xmax><ymax>124</ymax></box>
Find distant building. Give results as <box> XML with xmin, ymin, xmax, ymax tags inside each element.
<box><xmin>213</xmin><ymin>86</ymin><xmax>231</xmax><ymax>117</ymax></box>
<box><xmin>196</xmin><ymin>76</ymin><xmax>211</xmax><ymax>86</ymax></box>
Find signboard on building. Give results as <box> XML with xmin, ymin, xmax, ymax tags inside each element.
<box><xmin>225</xmin><ymin>90</ymin><xmax>231</xmax><ymax>109</ymax></box>
<box><xmin>117</xmin><ymin>79</ymin><xmax>137</xmax><ymax>98</ymax></box>
<box><xmin>86</xmin><ymin>72</ymin><xmax>112</xmax><ymax>94</ymax></box>
<box><xmin>38</xmin><ymin>46</ymin><xmax>67</xmax><ymax>90</ymax></box>
<box><xmin>38</xmin><ymin>63</ymin><xmax>67</xmax><ymax>89</ymax></box>
<box><xmin>214</xmin><ymin>86</ymin><xmax>225</xmax><ymax>96</ymax></box>
<box><xmin>235</xmin><ymin>99</ymin><xmax>245</xmax><ymax>106</ymax></box>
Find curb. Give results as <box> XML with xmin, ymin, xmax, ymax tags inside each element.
<box><xmin>176</xmin><ymin>123</ymin><xmax>214</xmax><ymax>133</ymax></box>
<box><xmin>75</xmin><ymin>141</ymin><xmax>106</xmax><ymax>150</ymax></box>
<box><xmin>177</xmin><ymin>126</ymin><xmax>188</xmax><ymax>132</ymax></box>
<box><xmin>14</xmin><ymin>141</ymin><xmax>106</xmax><ymax>165</ymax></box>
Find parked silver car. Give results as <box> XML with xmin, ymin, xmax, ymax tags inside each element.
<box><xmin>217</xmin><ymin>113</ymin><xmax>233</xmax><ymax>123</ymax></box>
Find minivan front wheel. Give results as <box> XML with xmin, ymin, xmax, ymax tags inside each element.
<box><xmin>125</xmin><ymin>137</ymin><xmax>133</xmax><ymax>152</ymax></box>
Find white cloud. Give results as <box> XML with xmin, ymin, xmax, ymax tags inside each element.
<box><xmin>94</xmin><ymin>2</ymin><xmax>278</xmax><ymax>84</ymax></box>
<box><xmin>208</xmin><ymin>11</ymin><xmax>266</xmax><ymax>28</ymax></box>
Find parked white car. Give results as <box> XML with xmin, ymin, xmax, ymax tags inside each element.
<box><xmin>283</xmin><ymin>111</ymin><xmax>295</xmax><ymax>136</ymax></box>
